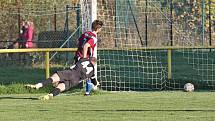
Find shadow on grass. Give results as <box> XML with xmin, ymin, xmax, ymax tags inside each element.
<box><xmin>0</xmin><ymin>96</ymin><xmax>38</xmax><ymax>100</ymax></box>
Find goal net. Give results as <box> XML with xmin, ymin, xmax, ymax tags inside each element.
<box><xmin>81</xmin><ymin>0</ymin><xmax>215</xmax><ymax>91</ymax></box>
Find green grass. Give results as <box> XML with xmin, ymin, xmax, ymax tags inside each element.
<box><xmin>0</xmin><ymin>65</ymin><xmax>64</xmax><ymax>85</ymax></box>
<box><xmin>0</xmin><ymin>91</ymin><xmax>214</xmax><ymax>121</ymax></box>
<box><xmin>0</xmin><ymin>65</ymin><xmax>65</xmax><ymax>94</ymax></box>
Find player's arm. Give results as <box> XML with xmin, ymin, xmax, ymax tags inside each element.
<box><xmin>69</xmin><ymin>64</ymin><xmax>76</xmax><ymax>69</ymax></box>
<box><xmin>83</xmin><ymin>42</ymin><xmax>91</xmax><ymax>58</ymax></box>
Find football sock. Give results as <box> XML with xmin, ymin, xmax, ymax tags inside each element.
<box><xmin>39</xmin><ymin>78</ymin><xmax>54</xmax><ymax>87</ymax></box>
<box><xmin>85</xmin><ymin>79</ymin><xmax>94</xmax><ymax>95</ymax></box>
<box><xmin>50</xmin><ymin>88</ymin><xmax>61</xmax><ymax>96</ymax></box>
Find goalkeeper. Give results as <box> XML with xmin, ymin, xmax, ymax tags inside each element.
<box><xmin>25</xmin><ymin>57</ymin><xmax>98</xmax><ymax>100</ymax></box>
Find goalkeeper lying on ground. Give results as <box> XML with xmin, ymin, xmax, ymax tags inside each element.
<box><xmin>25</xmin><ymin>57</ymin><xmax>98</xmax><ymax>100</ymax></box>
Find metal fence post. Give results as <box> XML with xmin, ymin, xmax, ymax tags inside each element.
<box><xmin>45</xmin><ymin>51</ymin><xmax>50</xmax><ymax>79</ymax></box>
<box><xmin>170</xmin><ymin>0</ymin><xmax>173</xmax><ymax>46</ymax></box>
<box><xmin>202</xmin><ymin>0</ymin><xmax>205</xmax><ymax>45</ymax></box>
<box><xmin>76</xmin><ymin>4</ymin><xmax>81</xmax><ymax>37</ymax></box>
<box><xmin>168</xmin><ymin>48</ymin><xmax>172</xmax><ymax>80</ymax></box>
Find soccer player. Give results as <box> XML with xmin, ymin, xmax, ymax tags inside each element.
<box><xmin>74</xmin><ymin>20</ymin><xmax>103</xmax><ymax>62</ymax></box>
<box><xmin>25</xmin><ymin>57</ymin><xmax>98</xmax><ymax>100</ymax></box>
<box><xmin>74</xmin><ymin>20</ymin><xmax>103</xmax><ymax>95</ymax></box>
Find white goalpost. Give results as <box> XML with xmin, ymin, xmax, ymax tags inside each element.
<box><xmin>80</xmin><ymin>0</ymin><xmax>97</xmax><ymax>32</ymax></box>
<box><xmin>81</xmin><ymin>0</ymin><xmax>98</xmax><ymax>84</ymax></box>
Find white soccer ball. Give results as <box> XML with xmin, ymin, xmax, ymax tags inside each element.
<box><xmin>184</xmin><ymin>83</ymin><xmax>194</xmax><ymax>92</ymax></box>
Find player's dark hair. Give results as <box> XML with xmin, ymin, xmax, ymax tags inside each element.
<box><xmin>91</xmin><ymin>20</ymin><xmax>103</xmax><ymax>31</ymax></box>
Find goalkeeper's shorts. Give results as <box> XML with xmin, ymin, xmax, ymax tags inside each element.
<box><xmin>56</xmin><ymin>70</ymin><xmax>81</xmax><ymax>90</ymax></box>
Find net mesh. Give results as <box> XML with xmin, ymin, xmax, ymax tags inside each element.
<box><xmin>87</xmin><ymin>0</ymin><xmax>215</xmax><ymax>91</ymax></box>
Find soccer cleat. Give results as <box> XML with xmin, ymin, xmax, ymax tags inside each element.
<box><xmin>39</xmin><ymin>94</ymin><xmax>53</xmax><ymax>100</ymax></box>
<box><xmin>25</xmin><ymin>84</ymin><xmax>40</xmax><ymax>90</ymax></box>
<box><xmin>84</xmin><ymin>93</ymin><xmax>90</xmax><ymax>96</ymax></box>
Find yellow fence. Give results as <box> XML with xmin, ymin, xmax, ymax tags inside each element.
<box><xmin>0</xmin><ymin>46</ymin><xmax>215</xmax><ymax>80</ymax></box>
<box><xmin>0</xmin><ymin>48</ymin><xmax>77</xmax><ymax>79</ymax></box>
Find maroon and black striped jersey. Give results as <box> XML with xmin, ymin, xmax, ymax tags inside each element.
<box><xmin>75</xmin><ymin>31</ymin><xmax>97</xmax><ymax>59</ymax></box>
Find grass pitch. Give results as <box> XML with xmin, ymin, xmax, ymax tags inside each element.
<box><xmin>0</xmin><ymin>91</ymin><xmax>214</xmax><ymax>121</ymax></box>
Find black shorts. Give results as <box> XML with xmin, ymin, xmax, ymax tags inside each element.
<box><xmin>56</xmin><ymin>69</ymin><xmax>81</xmax><ymax>91</ymax></box>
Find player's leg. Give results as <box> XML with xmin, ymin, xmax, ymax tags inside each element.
<box><xmin>85</xmin><ymin>79</ymin><xmax>95</xmax><ymax>96</ymax></box>
<box><xmin>25</xmin><ymin>73</ymin><xmax>60</xmax><ymax>89</ymax></box>
<box><xmin>85</xmin><ymin>78</ymin><xmax>100</xmax><ymax>96</ymax></box>
<box><xmin>39</xmin><ymin>82</ymin><xmax>66</xmax><ymax>100</ymax></box>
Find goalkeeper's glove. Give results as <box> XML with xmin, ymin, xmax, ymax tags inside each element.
<box><xmin>91</xmin><ymin>77</ymin><xmax>100</xmax><ymax>87</ymax></box>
